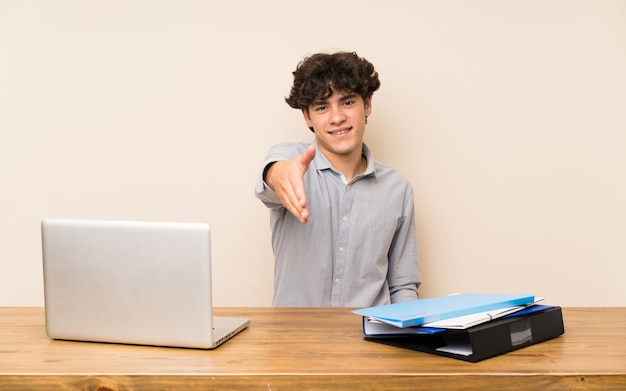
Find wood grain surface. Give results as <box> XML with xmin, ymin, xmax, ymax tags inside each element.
<box><xmin>1</xmin><ymin>307</ymin><xmax>625</xmax><ymax>390</ymax></box>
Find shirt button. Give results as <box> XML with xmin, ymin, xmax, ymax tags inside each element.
<box><xmin>339</xmin><ymin>247</ymin><xmax>345</xmax><ymax>252</ymax></box>
<box><xmin>334</xmin><ymin>278</ymin><xmax>341</xmax><ymax>283</ymax></box>
<box><xmin>342</xmin><ymin>216</ymin><xmax>348</xmax><ymax>221</ymax></box>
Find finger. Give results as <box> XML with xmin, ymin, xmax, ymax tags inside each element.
<box><xmin>290</xmin><ymin>171</ymin><xmax>308</xmax><ymax>211</ymax></box>
<box><xmin>279</xmin><ymin>181</ymin><xmax>307</xmax><ymax>224</ymax></box>
<box><xmin>299</xmin><ymin>207</ymin><xmax>309</xmax><ymax>224</ymax></box>
<box><xmin>276</xmin><ymin>181</ymin><xmax>303</xmax><ymax>218</ymax></box>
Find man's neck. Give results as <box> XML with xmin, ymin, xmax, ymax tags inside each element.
<box><xmin>324</xmin><ymin>148</ymin><xmax>366</xmax><ymax>182</ymax></box>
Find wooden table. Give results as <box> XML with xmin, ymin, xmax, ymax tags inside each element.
<box><xmin>1</xmin><ymin>307</ymin><xmax>625</xmax><ymax>390</ymax></box>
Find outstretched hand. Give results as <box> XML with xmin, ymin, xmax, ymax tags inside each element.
<box><xmin>265</xmin><ymin>145</ymin><xmax>316</xmax><ymax>224</ymax></box>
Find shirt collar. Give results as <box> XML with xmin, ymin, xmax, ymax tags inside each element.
<box><xmin>311</xmin><ymin>139</ymin><xmax>376</xmax><ymax>178</ymax></box>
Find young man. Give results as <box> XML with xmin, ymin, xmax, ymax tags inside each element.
<box><xmin>255</xmin><ymin>51</ymin><xmax>420</xmax><ymax>307</ymax></box>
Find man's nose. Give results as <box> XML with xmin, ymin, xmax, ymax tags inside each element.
<box><xmin>329</xmin><ymin>106</ymin><xmax>346</xmax><ymax>123</ymax></box>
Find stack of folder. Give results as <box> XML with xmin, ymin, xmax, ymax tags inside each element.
<box><xmin>352</xmin><ymin>293</ymin><xmax>565</xmax><ymax>362</ymax></box>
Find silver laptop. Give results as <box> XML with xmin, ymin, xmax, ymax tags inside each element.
<box><xmin>41</xmin><ymin>218</ymin><xmax>249</xmax><ymax>349</ymax></box>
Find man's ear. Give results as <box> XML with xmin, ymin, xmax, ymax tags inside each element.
<box><xmin>365</xmin><ymin>97</ymin><xmax>373</xmax><ymax>117</ymax></box>
<box><xmin>302</xmin><ymin>108</ymin><xmax>314</xmax><ymax>132</ymax></box>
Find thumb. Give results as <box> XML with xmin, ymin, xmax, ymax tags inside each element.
<box><xmin>298</xmin><ymin>145</ymin><xmax>316</xmax><ymax>170</ymax></box>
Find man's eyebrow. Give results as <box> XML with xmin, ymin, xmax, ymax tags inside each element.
<box><xmin>338</xmin><ymin>93</ymin><xmax>357</xmax><ymax>102</ymax></box>
<box><xmin>311</xmin><ymin>99</ymin><xmax>329</xmax><ymax>106</ymax></box>
<box><xmin>312</xmin><ymin>93</ymin><xmax>357</xmax><ymax>106</ymax></box>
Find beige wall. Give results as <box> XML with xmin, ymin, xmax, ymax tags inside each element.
<box><xmin>1</xmin><ymin>0</ymin><xmax>625</xmax><ymax>307</ymax></box>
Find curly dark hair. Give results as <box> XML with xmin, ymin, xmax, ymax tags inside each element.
<box><xmin>285</xmin><ymin>51</ymin><xmax>381</xmax><ymax>111</ymax></box>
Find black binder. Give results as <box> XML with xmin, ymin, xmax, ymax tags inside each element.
<box><xmin>364</xmin><ymin>306</ymin><xmax>564</xmax><ymax>362</ymax></box>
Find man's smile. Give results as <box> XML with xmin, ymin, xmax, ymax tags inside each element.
<box><xmin>328</xmin><ymin>127</ymin><xmax>352</xmax><ymax>135</ymax></box>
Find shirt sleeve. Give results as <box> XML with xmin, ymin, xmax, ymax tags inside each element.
<box><xmin>387</xmin><ymin>185</ymin><xmax>421</xmax><ymax>303</ymax></box>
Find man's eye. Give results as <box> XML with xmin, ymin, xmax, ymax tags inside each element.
<box><xmin>343</xmin><ymin>100</ymin><xmax>355</xmax><ymax>106</ymax></box>
<box><xmin>315</xmin><ymin>105</ymin><xmax>327</xmax><ymax>112</ymax></box>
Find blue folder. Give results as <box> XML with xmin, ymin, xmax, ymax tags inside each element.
<box><xmin>352</xmin><ymin>293</ymin><xmax>535</xmax><ymax>328</ymax></box>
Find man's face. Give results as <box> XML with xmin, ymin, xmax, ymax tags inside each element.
<box><xmin>303</xmin><ymin>90</ymin><xmax>372</xmax><ymax>161</ymax></box>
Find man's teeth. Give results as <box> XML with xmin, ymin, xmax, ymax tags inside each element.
<box><xmin>330</xmin><ymin>129</ymin><xmax>349</xmax><ymax>135</ymax></box>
